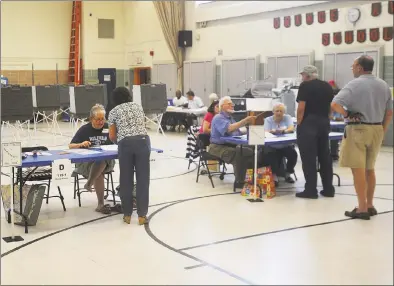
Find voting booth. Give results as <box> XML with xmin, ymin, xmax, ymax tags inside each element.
<box><xmin>59</xmin><ymin>85</ymin><xmax>71</xmax><ymax>106</ymax></box>
<box><xmin>32</xmin><ymin>85</ymin><xmax>60</xmax><ymax>111</ymax></box>
<box><xmin>1</xmin><ymin>86</ymin><xmax>34</xmax><ymax>122</ymax></box>
<box><xmin>70</xmin><ymin>84</ymin><xmax>108</xmax><ymax>118</ymax></box>
<box><xmin>140</xmin><ymin>83</ymin><xmax>168</xmax><ymax>114</ymax></box>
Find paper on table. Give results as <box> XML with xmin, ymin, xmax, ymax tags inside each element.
<box><xmin>100</xmin><ymin>145</ymin><xmax>118</xmax><ymax>151</ymax></box>
<box><xmin>24</xmin><ymin>151</ymin><xmax>52</xmax><ymax>156</ymax></box>
<box><xmin>66</xmin><ymin>149</ymin><xmax>101</xmax><ymax>155</ymax></box>
<box><xmin>264</xmin><ymin>132</ymin><xmax>276</xmax><ymax>138</ymax></box>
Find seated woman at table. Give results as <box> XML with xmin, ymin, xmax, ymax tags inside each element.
<box><xmin>69</xmin><ymin>104</ymin><xmax>115</xmax><ymax>215</ymax></box>
<box><xmin>108</xmin><ymin>87</ymin><xmax>151</xmax><ymax>225</ymax></box>
<box><xmin>200</xmin><ymin>100</ymin><xmax>219</xmax><ymax>134</ymax></box>
<box><xmin>264</xmin><ymin>103</ymin><xmax>297</xmax><ymax>186</ymax></box>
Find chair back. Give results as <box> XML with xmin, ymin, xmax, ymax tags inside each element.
<box><xmin>197</xmin><ymin>133</ymin><xmax>211</xmax><ymax>150</ymax></box>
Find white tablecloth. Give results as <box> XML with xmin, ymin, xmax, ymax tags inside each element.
<box><xmin>166</xmin><ymin>106</ymin><xmax>207</xmax><ymax>116</ymax></box>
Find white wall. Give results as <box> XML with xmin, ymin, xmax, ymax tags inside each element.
<box><xmin>123</xmin><ymin>1</ymin><xmax>173</xmax><ymax>68</ymax></box>
<box><xmin>0</xmin><ymin>1</ymin><xmax>72</xmax><ymax>70</ymax></box>
<box><xmin>186</xmin><ymin>1</ymin><xmax>393</xmax><ymax>62</ymax></box>
<box><xmin>82</xmin><ymin>1</ymin><xmax>125</xmax><ymax>70</ymax></box>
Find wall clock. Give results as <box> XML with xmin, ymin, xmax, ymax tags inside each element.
<box><xmin>347</xmin><ymin>7</ymin><xmax>361</xmax><ymax>24</ymax></box>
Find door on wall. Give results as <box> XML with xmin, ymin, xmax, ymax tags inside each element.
<box><xmin>132</xmin><ymin>67</ymin><xmax>151</xmax><ymax>85</ymax></box>
<box><xmin>266</xmin><ymin>53</ymin><xmax>313</xmax><ymax>87</ymax></box>
<box><xmin>98</xmin><ymin>68</ymin><xmax>116</xmax><ymax>117</ymax></box>
<box><xmin>152</xmin><ymin>63</ymin><xmax>177</xmax><ymax>98</ymax></box>
<box><xmin>335</xmin><ymin>52</ymin><xmax>363</xmax><ymax>88</ymax></box>
<box><xmin>324</xmin><ymin>48</ymin><xmax>382</xmax><ymax>89</ymax></box>
<box><xmin>221</xmin><ymin>56</ymin><xmax>259</xmax><ymax>97</ymax></box>
<box><xmin>183</xmin><ymin>59</ymin><xmax>216</xmax><ymax>106</ymax></box>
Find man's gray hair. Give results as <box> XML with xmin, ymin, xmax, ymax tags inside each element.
<box><xmin>219</xmin><ymin>96</ymin><xmax>232</xmax><ymax>111</ymax></box>
<box><xmin>90</xmin><ymin>104</ymin><xmax>106</xmax><ymax>118</ymax></box>
<box><xmin>272</xmin><ymin>102</ymin><xmax>287</xmax><ymax>112</ymax></box>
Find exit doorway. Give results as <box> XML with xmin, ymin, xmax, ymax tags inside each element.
<box><xmin>129</xmin><ymin>67</ymin><xmax>151</xmax><ymax>85</ymax></box>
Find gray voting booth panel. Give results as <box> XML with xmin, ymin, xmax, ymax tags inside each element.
<box><xmin>32</xmin><ymin>85</ymin><xmax>60</xmax><ymax>110</ymax></box>
<box><xmin>59</xmin><ymin>85</ymin><xmax>71</xmax><ymax>106</ymax></box>
<box><xmin>140</xmin><ymin>83</ymin><xmax>167</xmax><ymax>114</ymax></box>
<box><xmin>70</xmin><ymin>84</ymin><xmax>108</xmax><ymax>118</ymax></box>
<box><xmin>1</xmin><ymin>86</ymin><xmax>34</xmax><ymax>122</ymax></box>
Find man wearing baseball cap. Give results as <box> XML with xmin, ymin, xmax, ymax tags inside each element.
<box><xmin>295</xmin><ymin>65</ymin><xmax>335</xmax><ymax>199</ymax></box>
<box><xmin>331</xmin><ymin>55</ymin><xmax>393</xmax><ymax>220</ymax></box>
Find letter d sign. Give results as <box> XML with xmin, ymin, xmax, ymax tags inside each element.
<box><xmin>59</xmin><ymin>164</ymin><xmax>64</xmax><ymax>171</ymax></box>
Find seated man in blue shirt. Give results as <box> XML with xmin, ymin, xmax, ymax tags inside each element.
<box><xmin>209</xmin><ymin>96</ymin><xmax>276</xmax><ymax>188</ymax></box>
<box><xmin>264</xmin><ymin>103</ymin><xmax>297</xmax><ymax>185</ymax></box>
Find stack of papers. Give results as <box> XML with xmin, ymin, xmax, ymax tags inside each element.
<box><xmin>24</xmin><ymin>151</ymin><xmax>52</xmax><ymax>156</ymax></box>
<box><xmin>100</xmin><ymin>145</ymin><xmax>118</xmax><ymax>151</ymax></box>
<box><xmin>66</xmin><ymin>149</ymin><xmax>101</xmax><ymax>155</ymax></box>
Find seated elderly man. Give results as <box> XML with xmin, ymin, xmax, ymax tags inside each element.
<box><xmin>69</xmin><ymin>104</ymin><xmax>115</xmax><ymax>214</ymax></box>
<box><xmin>209</xmin><ymin>96</ymin><xmax>276</xmax><ymax>188</ymax></box>
<box><xmin>264</xmin><ymin>103</ymin><xmax>298</xmax><ymax>185</ymax></box>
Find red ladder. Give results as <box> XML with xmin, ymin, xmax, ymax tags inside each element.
<box><xmin>68</xmin><ymin>1</ymin><xmax>82</xmax><ymax>85</ymax></box>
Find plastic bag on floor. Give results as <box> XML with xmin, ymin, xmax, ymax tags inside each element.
<box><xmin>242</xmin><ymin>167</ymin><xmax>276</xmax><ymax>199</ymax></box>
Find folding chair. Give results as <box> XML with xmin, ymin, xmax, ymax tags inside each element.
<box><xmin>16</xmin><ymin>146</ymin><xmax>66</xmax><ymax>211</ymax></box>
<box><xmin>195</xmin><ymin>133</ymin><xmax>228</xmax><ymax>188</ymax></box>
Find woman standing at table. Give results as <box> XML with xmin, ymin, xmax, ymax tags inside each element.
<box><xmin>108</xmin><ymin>87</ymin><xmax>151</xmax><ymax>225</ymax></box>
<box><xmin>69</xmin><ymin>104</ymin><xmax>115</xmax><ymax>214</ymax></box>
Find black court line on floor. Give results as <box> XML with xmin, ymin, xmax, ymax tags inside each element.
<box><xmin>0</xmin><ymin>199</ymin><xmax>183</xmax><ymax>258</ymax></box>
<box><xmin>143</xmin><ymin>188</ymin><xmax>394</xmax><ymax>284</ymax></box>
<box><xmin>144</xmin><ymin>192</ymin><xmax>256</xmax><ymax>285</ymax></box>
<box><xmin>1</xmin><ymin>183</ymin><xmax>392</xmax><ymax>258</ymax></box>
<box><xmin>184</xmin><ymin>263</ymin><xmax>206</xmax><ymax>270</ymax></box>
<box><xmin>178</xmin><ymin>210</ymin><xmax>394</xmax><ymax>252</ymax></box>
<box><xmin>0</xmin><ymin>192</ymin><xmax>240</xmax><ymax>258</ymax></box>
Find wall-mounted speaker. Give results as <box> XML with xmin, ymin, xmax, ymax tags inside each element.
<box><xmin>178</xmin><ymin>30</ymin><xmax>192</xmax><ymax>48</ymax></box>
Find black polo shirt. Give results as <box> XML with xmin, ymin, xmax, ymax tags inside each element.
<box><xmin>296</xmin><ymin>79</ymin><xmax>334</xmax><ymax>118</ymax></box>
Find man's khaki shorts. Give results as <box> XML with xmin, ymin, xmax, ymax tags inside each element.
<box><xmin>339</xmin><ymin>125</ymin><xmax>384</xmax><ymax>170</ymax></box>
